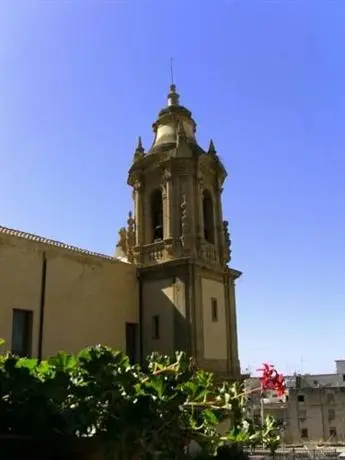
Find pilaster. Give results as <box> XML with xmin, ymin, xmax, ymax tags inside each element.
<box><xmin>133</xmin><ymin>180</ymin><xmax>144</xmax><ymax>247</ymax></box>
<box><xmin>228</xmin><ymin>272</ymin><xmax>241</xmax><ymax>378</ymax></box>
<box><xmin>161</xmin><ymin>169</ymin><xmax>173</xmax><ymax>240</ymax></box>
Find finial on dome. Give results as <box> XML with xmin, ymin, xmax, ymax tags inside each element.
<box><xmin>167</xmin><ymin>84</ymin><xmax>180</xmax><ymax>107</ymax></box>
<box><xmin>208</xmin><ymin>139</ymin><xmax>217</xmax><ymax>155</ymax></box>
<box><xmin>168</xmin><ymin>58</ymin><xmax>180</xmax><ymax>106</ymax></box>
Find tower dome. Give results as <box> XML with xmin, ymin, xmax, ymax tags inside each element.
<box><xmin>149</xmin><ymin>84</ymin><xmax>200</xmax><ymax>153</ymax></box>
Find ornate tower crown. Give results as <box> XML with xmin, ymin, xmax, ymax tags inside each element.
<box><xmin>123</xmin><ymin>85</ymin><xmax>231</xmax><ymax>268</ymax></box>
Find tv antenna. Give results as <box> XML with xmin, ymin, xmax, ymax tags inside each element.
<box><xmin>170</xmin><ymin>57</ymin><xmax>174</xmax><ymax>85</ymax></box>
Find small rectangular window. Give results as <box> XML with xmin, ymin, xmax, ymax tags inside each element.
<box><xmin>298</xmin><ymin>394</ymin><xmax>305</xmax><ymax>403</ymax></box>
<box><xmin>152</xmin><ymin>315</ymin><xmax>160</xmax><ymax>339</ymax></box>
<box><xmin>11</xmin><ymin>309</ymin><xmax>33</xmax><ymax>357</ymax></box>
<box><xmin>343</xmin><ymin>374</ymin><xmax>345</xmax><ymax>382</ymax></box>
<box><xmin>301</xmin><ymin>428</ymin><xmax>308</xmax><ymax>439</ymax></box>
<box><xmin>329</xmin><ymin>428</ymin><xmax>337</xmax><ymax>438</ymax></box>
<box><xmin>211</xmin><ymin>297</ymin><xmax>218</xmax><ymax>322</ymax></box>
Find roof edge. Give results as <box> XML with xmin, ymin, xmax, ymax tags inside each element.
<box><xmin>0</xmin><ymin>225</ymin><xmax>127</xmax><ymax>265</ymax></box>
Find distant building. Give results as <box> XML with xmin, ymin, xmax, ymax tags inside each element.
<box><xmin>245</xmin><ymin>360</ymin><xmax>345</xmax><ymax>444</ymax></box>
<box><xmin>286</xmin><ymin>360</ymin><xmax>345</xmax><ymax>444</ymax></box>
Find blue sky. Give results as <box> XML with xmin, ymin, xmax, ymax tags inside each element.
<box><xmin>1</xmin><ymin>1</ymin><xmax>344</xmax><ymax>375</ymax></box>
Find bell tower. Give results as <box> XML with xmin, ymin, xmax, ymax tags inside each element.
<box><xmin>120</xmin><ymin>85</ymin><xmax>241</xmax><ymax>379</ymax></box>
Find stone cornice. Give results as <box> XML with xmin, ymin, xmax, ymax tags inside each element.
<box><xmin>198</xmin><ymin>154</ymin><xmax>227</xmax><ymax>184</ymax></box>
<box><xmin>138</xmin><ymin>256</ymin><xmax>190</xmax><ymax>277</ymax></box>
<box><xmin>228</xmin><ymin>267</ymin><xmax>242</xmax><ymax>280</ymax></box>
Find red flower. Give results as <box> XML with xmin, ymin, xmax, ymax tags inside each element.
<box><xmin>257</xmin><ymin>363</ymin><xmax>286</xmax><ymax>396</ymax></box>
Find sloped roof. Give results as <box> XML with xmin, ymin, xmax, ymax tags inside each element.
<box><xmin>0</xmin><ymin>225</ymin><xmax>122</xmax><ymax>263</ymax></box>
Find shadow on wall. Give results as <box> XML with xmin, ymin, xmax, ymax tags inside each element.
<box><xmin>141</xmin><ymin>274</ymin><xmax>191</xmax><ymax>360</ymax></box>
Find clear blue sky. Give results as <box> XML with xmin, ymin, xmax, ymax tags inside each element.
<box><xmin>1</xmin><ymin>1</ymin><xmax>344</xmax><ymax>375</ymax></box>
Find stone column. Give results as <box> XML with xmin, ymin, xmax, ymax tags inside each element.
<box><xmin>162</xmin><ymin>169</ymin><xmax>172</xmax><ymax>240</ymax></box>
<box><xmin>215</xmin><ymin>180</ymin><xmax>225</xmax><ymax>264</ymax></box>
<box><xmin>197</xmin><ymin>175</ymin><xmax>204</xmax><ymax>240</ymax></box>
<box><xmin>134</xmin><ymin>181</ymin><xmax>143</xmax><ymax>246</ymax></box>
<box><xmin>223</xmin><ymin>273</ymin><xmax>233</xmax><ymax>378</ymax></box>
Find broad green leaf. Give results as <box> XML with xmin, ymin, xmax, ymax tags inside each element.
<box><xmin>16</xmin><ymin>357</ymin><xmax>38</xmax><ymax>370</ymax></box>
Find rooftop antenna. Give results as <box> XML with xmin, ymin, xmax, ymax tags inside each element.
<box><xmin>167</xmin><ymin>58</ymin><xmax>179</xmax><ymax>106</ymax></box>
<box><xmin>170</xmin><ymin>57</ymin><xmax>174</xmax><ymax>85</ymax></box>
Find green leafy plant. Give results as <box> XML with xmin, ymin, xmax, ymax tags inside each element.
<box><xmin>0</xmin><ymin>342</ymin><xmax>282</xmax><ymax>459</ymax></box>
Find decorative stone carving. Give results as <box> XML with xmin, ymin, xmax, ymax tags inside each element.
<box><xmin>223</xmin><ymin>220</ymin><xmax>232</xmax><ymax>265</ymax></box>
<box><xmin>165</xmin><ymin>240</ymin><xmax>174</xmax><ymax>258</ymax></box>
<box><xmin>181</xmin><ymin>194</ymin><xmax>187</xmax><ymax>231</ymax></box>
<box><xmin>116</xmin><ymin>227</ymin><xmax>127</xmax><ymax>254</ymax></box>
<box><xmin>160</xmin><ymin>169</ymin><xmax>171</xmax><ymax>199</ymax></box>
<box><xmin>180</xmin><ymin>194</ymin><xmax>192</xmax><ymax>248</ymax></box>
<box><xmin>177</xmin><ymin>121</ymin><xmax>187</xmax><ymax>145</ymax></box>
<box><xmin>126</xmin><ymin>211</ymin><xmax>136</xmax><ymax>263</ymax></box>
<box><xmin>133</xmin><ymin>181</ymin><xmax>143</xmax><ymax>192</ymax></box>
<box><xmin>163</xmin><ymin>169</ymin><xmax>172</xmax><ymax>183</ymax></box>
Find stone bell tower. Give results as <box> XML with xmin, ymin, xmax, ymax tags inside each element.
<box><xmin>119</xmin><ymin>85</ymin><xmax>241</xmax><ymax>379</ymax></box>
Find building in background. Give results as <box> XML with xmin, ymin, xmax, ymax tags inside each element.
<box><xmin>245</xmin><ymin>360</ymin><xmax>345</xmax><ymax>444</ymax></box>
<box><xmin>245</xmin><ymin>377</ymin><xmax>288</xmax><ymax>436</ymax></box>
<box><xmin>0</xmin><ymin>85</ymin><xmax>241</xmax><ymax>379</ymax></box>
<box><xmin>286</xmin><ymin>360</ymin><xmax>345</xmax><ymax>444</ymax></box>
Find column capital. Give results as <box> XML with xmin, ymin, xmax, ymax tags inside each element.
<box><xmin>133</xmin><ymin>180</ymin><xmax>143</xmax><ymax>192</ymax></box>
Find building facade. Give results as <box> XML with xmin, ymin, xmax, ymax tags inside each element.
<box><xmin>286</xmin><ymin>361</ymin><xmax>345</xmax><ymax>444</ymax></box>
<box><xmin>245</xmin><ymin>361</ymin><xmax>345</xmax><ymax>444</ymax></box>
<box><xmin>0</xmin><ymin>85</ymin><xmax>241</xmax><ymax>379</ymax></box>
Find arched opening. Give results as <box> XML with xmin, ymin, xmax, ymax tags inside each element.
<box><xmin>203</xmin><ymin>190</ymin><xmax>215</xmax><ymax>243</ymax></box>
<box><xmin>151</xmin><ymin>189</ymin><xmax>164</xmax><ymax>241</ymax></box>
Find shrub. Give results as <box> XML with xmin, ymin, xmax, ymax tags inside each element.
<box><xmin>0</xmin><ymin>340</ymin><xmax>282</xmax><ymax>459</ymax></box>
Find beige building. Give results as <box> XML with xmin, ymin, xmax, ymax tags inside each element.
<box><xmin>0</xmin><ymin>85</ymin><xmax>241</xmax><ymax>379</ymax></box>
<box><xmin>286</xmin><ymin>362</ymin><xmax>345</xmax><ymax>444</ymax></box>
<box><xmin>245</xmin><ymin>361</ymin><xmax>345</xmax><ymax>444</ymax></box>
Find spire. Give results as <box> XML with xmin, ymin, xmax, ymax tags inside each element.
<box><xmin>208</xmin><ymin>139</ymin><xmax>217</xmax><ymax>155</ymax></box>
<box><xmin>136</xmin><ymin>136</ymin><xmax>144</xmax><ymax>153</ymax></box>
<box><xmin>133</xmin><ymin>136</ymin><xmax>145</xmax><ymax>162</ymax></box>
<box><xmin>167</xmin><ymin>84</ymin><xmax>180</xmax><ymax>107</ymax></box>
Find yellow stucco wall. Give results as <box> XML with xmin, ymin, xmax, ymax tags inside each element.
<box><xmin>0</xmin><ymin>238</ymin><xmax>139</xmax><ymax>357</ymax></box>
<box><xmin>201</xmin><ymin>277</ymin><xmax>227</xmax><ymax>360</ymax></box>
<box><xmin>141</xmin><ymin>277</ymin><xmax>175</xmax><ymax>357</ymax></box>
<box><xmin>0</xmin><ymin>243</ymin><xmax>42</xmax><ymax>356</ymax></box>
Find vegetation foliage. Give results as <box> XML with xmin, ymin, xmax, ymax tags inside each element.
<box><xmin>0</xmin><ymin>339</ymin><xmax>281</xmax><ymax>459</ymax></box>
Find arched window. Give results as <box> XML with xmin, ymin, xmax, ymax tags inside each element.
<box><xmin>203</xmin><ymin>190</ymin><xmax>215</xmax><ymax>243</ymax></box>
<box><xmin>151</xmin><ymin>189</ymin><xmax>163</xmax><ymax>241</ymax></box>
